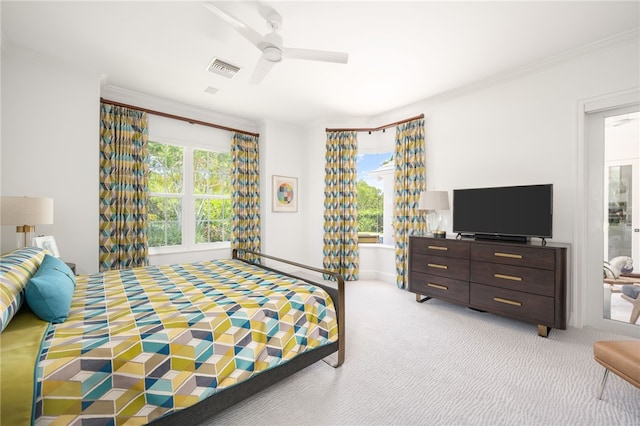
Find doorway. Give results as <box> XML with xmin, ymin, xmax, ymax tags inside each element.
<box><xmin>585</xmin><ymin>100</ymin><xmax>640</xmax><ymax>335</ymax></box>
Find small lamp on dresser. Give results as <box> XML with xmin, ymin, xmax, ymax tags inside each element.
<box><xmin>418</xmin><ymin>190</ymin><xmax>449</xmax><ymax>238</ymax></box>
<box><xmin>0</xmin><ymin>196</ymin><xmax>54</xmax><ymax>248</ymax></box>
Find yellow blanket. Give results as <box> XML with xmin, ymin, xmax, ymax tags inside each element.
<box><xmin>0</xmin><ymin>307</ymin><xmax>49</xmax><ymax>425</ymax></box>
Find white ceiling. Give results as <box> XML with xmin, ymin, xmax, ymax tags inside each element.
<box><xmin>2</xmin><ymin>1</ymin><xmax>639</xmax><ymax>125</ymax></box>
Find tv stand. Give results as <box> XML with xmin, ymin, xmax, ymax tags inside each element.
<box><xmin>408</xmin><ymin>236</ymin><xmax>567</xmax><ymax>337</ymax></box>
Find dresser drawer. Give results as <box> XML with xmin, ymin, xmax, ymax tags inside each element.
<box><xmin>470</xmin><ymin>244</ymin><xmax>556</xmax><ymax>270</ymax></box>
<box><xmin>470</xmin><ymin>262</ymin><xmax>555</xmax><ymax>297</ymax></box>
<box><xmin>470</xmin><ymin>283</ymin><xmax>554</xmax><ymax>325</ymax></box>
<box><xmin>410</xmin><ymin>237</ymin><xmax>470</xmax><ymax>258</ymax></box>
<box><xmin>411</xmin><ymin>252</ymin><xmax>470</xmax><ymax>281</ymax></box>
<box><xmin>410</xmin><ymin>271</ymin><xmax>469</xmax><ymax>304</ymax></box>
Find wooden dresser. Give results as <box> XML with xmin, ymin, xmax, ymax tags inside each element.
<box><xmin>408</xmin><ymin>236</ymin><xmax>567</xmax><ymax>337</ymax></box>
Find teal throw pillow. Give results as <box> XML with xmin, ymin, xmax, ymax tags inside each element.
<box><xmin>25</xmin><ymin>254</ymin><xmax>76</xmax><ymax>323</ymax></box>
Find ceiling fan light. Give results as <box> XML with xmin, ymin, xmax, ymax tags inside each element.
<box><xmin>263</xmin><ymin>46</ymin><xmax>282</xmax><ymax>62</ymax></box>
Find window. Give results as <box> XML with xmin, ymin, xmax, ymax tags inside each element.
<box><xmin>193</xmin><ymin>149</ymin><xmax>232</xmax><ymax>244</ymax></box>
<box><xmin>148</xmin><ymin>141</ymin><xmax>232</xmax><ymax>249</ymax></box>
<box><xmin>145</xmin><ymin>113</ymin><xmax>235</xmax><ymax>253</ymax></box>
<box><xmin>357</xmin><ymin>151</ymin><xmax>393</xmax><ymax>243</ymax></box>
<box><xmin>148</xmin><ymin>143</ymin><xmax>183</xmax><ymax>247</ymax></box>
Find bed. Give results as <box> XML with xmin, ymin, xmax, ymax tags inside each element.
<box><xmin>0</xmin><ymin>247</ymin><xmax>345</xmax><ymax>425</ymax></box>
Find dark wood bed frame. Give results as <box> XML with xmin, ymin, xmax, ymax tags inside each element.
<box><xmin>150</xmin><ymin>249</ymin><xmax>345</xmax><ymax>425</ymax></box>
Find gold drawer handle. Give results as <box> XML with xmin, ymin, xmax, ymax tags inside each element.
<box><xmin>428</xmin><ymin>283</ymin><xmax>448</xmax><ymax>291</ymax></box>
<box><xmin>428</xmin><ymin>245</ymin><xmax>449</xmax><ymax>251</ymax></box>
<box><xmin>494</xmin><ymin>273</ymin><xmax>523</xmax><ymax>282</ymax></box>
<box><xmin>494</xmin><ymin>297</ymin><xmax>522</xmax><ymax>307</ymax></box>
<box><xmin>427</xmin><ymin>263</ymin><xmax>448</xmax><ymax>270</ymax></box>
<box><xmin>494</xmin><ymin>252</ymin><xmax>523</xmax><ymax>259</ymax></box>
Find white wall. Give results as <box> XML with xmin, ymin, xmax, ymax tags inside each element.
<box><xmin>260</xmin><ymin>120</ymin><xmax>306</xmax><ymax>267</ymax></box>
<box><xmin>300</xmin><ymin>38</ymin><xmax>640</xmax><ymax>327</ymax></box>
<box><xmin>1</xmin><ymin>49</ymin><xmax>101</xmax><ymax>274</ymax></box>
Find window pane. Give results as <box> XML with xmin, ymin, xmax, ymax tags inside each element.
<box><xmin>195</xmin><ymin>198</ymin><xmax>231</xmax><ymax>243</ymax></box>
<box><xmin>194</xmin><ymin>150</ymin><xmax>231</xmax><ymax>195</ymax></box>
<box><xmin>148</xmin><ymin>196</ymin><xmax>182</xmax><ymax>247</ymax></box>
<box><xmin>148</xmin><ymin>142</ymin><xmax>183</xmax><ymax>194</ymax></box>
<box><xmin>357</xmin><ymin>153</ymin><xmax>391</xmax><ymax>235</ymax></box>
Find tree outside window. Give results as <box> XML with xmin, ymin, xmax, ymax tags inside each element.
<box><xmin>357</xmin><ymin>152</ymin><xmax>393</xmax><ymax>242</ymax></box>
<box><xmin>147</xmin><ymin>141</ymin><xmax>231</xmax><ymax>248</ymax></box>
<box><xmin>193</xmin><ymin>149</ymin><xmax>232</xmax><ymax>244</ymax></box>
<box><xmin>148</xmin><ymin>142</ymin><xmax>183</xmax><ymax>247</ymax></box>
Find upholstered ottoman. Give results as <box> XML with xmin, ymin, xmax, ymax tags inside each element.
<box><xmin>593</xmin><ymin>340</ymin><xmax>640</xmax><ymax>399</ymax></box>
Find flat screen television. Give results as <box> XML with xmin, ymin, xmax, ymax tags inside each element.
<box><xmin>452</xmin><ymin>184</ymin><xmax>553</xmax><ymax>243</ymax></box>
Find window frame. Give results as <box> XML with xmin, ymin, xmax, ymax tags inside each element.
<box><xmin>148</xmin><ymin>114</ymin><xmax>233</xmax><ymax>256</ymax></box>
<box><xmin>356</xmin><ymin>131</ymin><xmax>395</xmax><ymax>246</ymax></box>
<box><xmin>149</xmin><ymin>140</ymin><xmax>232</xmax><ymax>255</ymax></box>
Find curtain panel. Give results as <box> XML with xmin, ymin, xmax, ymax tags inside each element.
<box><xmin>230</xmin><ymin>132</ymin><xmax>261</xmax><ymax>262</ymax></box>
<box><xmin>323</xmin><ymin>131</ymin><xmax>359</xmax><ymax>281</ymax></box>
<box><xmin>99</xmin><ymin>103</ymin><xmax>149</xmax><ymax>271</ymax></box>
<box><xmin>393</xmin><ymin>118</ymin><xmax>426</xmax><ymax>288</ymax></box>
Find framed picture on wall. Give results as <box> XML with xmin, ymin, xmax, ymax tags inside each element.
<box><xmin>34</xmin><ymin>235</ymin><xmax>60</xmax><ymax>258</ymax></box>
<box><xmin>272</xmin><ymin>175</ymin><xmax>298</xmax><ymax>212</ymax></box>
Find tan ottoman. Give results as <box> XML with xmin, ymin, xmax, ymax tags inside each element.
<box><xmin>593</xmin><ymin>340</ymin><xmax>640</xmax><ymax>399</ymax></box>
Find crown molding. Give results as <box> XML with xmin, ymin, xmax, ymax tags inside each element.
<box><xmin>100</xmin><ymin>84</ymin><xmax>259</xmax><ymax>133</ymax></box>
<box><xmin>427</xmin><ymin>27</ymin><xmax>640</xmax><ymax>105</ymax></box>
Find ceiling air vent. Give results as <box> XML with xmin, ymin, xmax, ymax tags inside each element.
<box><xmin>207</xmin><ymin>58</ymin><xmax>241</xmax><ymax>78</ymax></box>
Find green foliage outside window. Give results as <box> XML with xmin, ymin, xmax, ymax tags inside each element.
<box><xmin>195</xmin><ymin>198</ymin><xmax>232</xmax><ymax>243</ymax></box>
<box><xmin>148</xmin><ymin>143</ymin><xmax>183</xmax><ymax>193</ymax></box>
<box><xmin>194</xmin><ymin>150</ymin><xmax>232</xmax><ymax>195</ymax></box>
<box><xmin>147</xmin><ymin>141</ymin><xmax>232</xmax><ymax>248</ymax></box>
<box><xmin>357</xmin><ymin>180</ymin><xmax>383</xmax><ymax>233</ymax></box>
<box><xmin>148</xmin><ymin>196</ymin><xmax>182</xmax><ymax>247</ymax></box>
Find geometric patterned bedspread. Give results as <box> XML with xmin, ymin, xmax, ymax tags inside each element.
<box><xmin>34</xmin><ymin>259</ymin><xmax>338</xmax><ymax>425</ymax></box>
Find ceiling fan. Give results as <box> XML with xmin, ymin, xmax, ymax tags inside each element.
<box><xmin>203</xmin><ymin>1</ymin><xmax>349</xmax><ymax>84</ymax></box>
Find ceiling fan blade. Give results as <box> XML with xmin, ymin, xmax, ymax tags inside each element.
<box><xmin>203</xmin><ymin>2</ymin><xmax>264</xmax><ymax>49</ymax></box>
<box><xmin>283</xmin><ymin>47</ymin><xmax>349</xmax><ymax>64</ymax></box>
<box><xmin>249</xmin><ymin>57</ymin><xmax>276</xmax><ymax>84</ymax></box>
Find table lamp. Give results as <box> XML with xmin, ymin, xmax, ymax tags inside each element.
<box><xmin>418</xmin><ymin>191</ymin><xmax>449</xmax><ymax>238</ymax></box>
<box><xmin>0</xmin><ymin>196</ymin><xmax>54</xmax><ymax>248</ymax></box>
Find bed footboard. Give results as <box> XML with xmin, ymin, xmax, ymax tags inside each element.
<box><xmin>232</xmin><ymin>248</ymin><xmax>345</xmax><ymax>368</ymax></box>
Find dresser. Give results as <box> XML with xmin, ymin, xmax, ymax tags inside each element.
<box><xmin>408</xmin><ymin>236</ymin><xmax>567</xmax><ymax>337</ymax></box>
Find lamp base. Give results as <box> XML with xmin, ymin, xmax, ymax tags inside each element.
<box><xmin>432</xmin><ymin>230</ymin><xmax>447</xmax><ymax>238</ymax></box>
<box><xmin>16</xmin><ymin>225</ymin><xmax>35</xmax><ymax>248</ymax></box>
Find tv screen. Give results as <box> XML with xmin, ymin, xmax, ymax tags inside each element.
<box><xmin>453</xmin><ymin>184</ymin><xmax>553</xmax><ymax>239</ymax></box>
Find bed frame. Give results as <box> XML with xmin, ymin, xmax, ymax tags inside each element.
<box><xmin>150</xmin><ymin>249</ymin><xmax>345</xmax><ymax>425</ymax></box>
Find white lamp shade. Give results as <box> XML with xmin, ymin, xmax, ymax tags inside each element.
<box><xmin>418</xmin><ymin>191</ymin><xmax>449</xmax><ymax>211</ymax></box>
<box><xmin>0</xmin><ymin>197</ymin><xmax>54</xmax><ymax>225</ymax></box>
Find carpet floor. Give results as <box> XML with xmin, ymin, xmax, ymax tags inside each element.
<box><xmin>199</xmin><ymin>279</ymin><xmax>640</xmax><ymax>425</ymax></box>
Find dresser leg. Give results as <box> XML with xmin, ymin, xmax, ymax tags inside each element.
<box><xmin>415</xmin><ymin>294</ymin><xmax>431</xmax><ymax>303</ymax></box>
<box><xmin>537</xmin><ymin>325</ymin><xmax>550</xmax><ymax>337</ymax></box>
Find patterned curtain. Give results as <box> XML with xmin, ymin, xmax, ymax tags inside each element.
<box><xmin>230</xmin><ymin>132</ymin><xmax>261</xmax><ymax>262</ymax></box>
<box><xmin>99</xmin><ymin>103</ymin><xmax>149</xmax><ymax>271</ymax></box>
<box><xmin>393</xmin><ymin>118</ymin><xmax>426</xmax><ymax>288</ymax></box>
<box><xmin>323</xmin><ymin>131</ymin><xmax>359</xmax><ymax>281</ymax></box>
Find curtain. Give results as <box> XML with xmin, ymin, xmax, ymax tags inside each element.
<box><xmin>323</xmin><ymin>131</ymin><xmax>359</xmax><ymax>281</ymax></box>
<box><xmin>393</xmin><ymin>118</ymin><xmax>426</xmax><ymax>288</ymax></box>
<box><xmin>99</xmin><ymin>103</ymin><xmax>149</xmax><ymax>271</ymax></box>
<box><xmin>230</xmin><ymin>132</ymin><xmax>261</xmax><ymax>262</ymax></box>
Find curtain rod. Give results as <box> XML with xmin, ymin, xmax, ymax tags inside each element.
<box><xmin>100</xmin><ymin>98</ymin><xmax>260</xmax><ymax>138</ymax></box>
<box><xmin>325</xmin><ymin>114</ymin><xmax>424</xmax><ymax>133</ymax></box>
